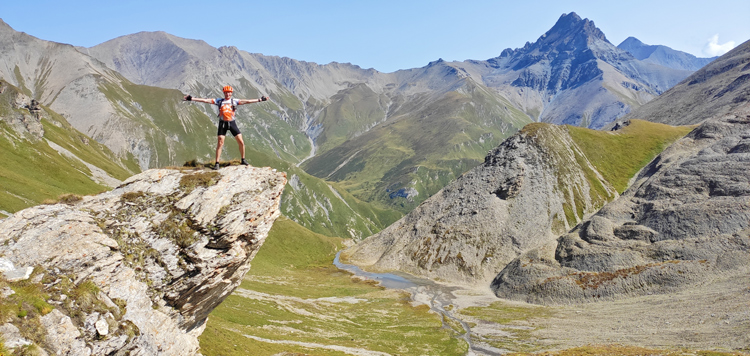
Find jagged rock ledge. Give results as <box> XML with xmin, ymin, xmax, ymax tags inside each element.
<box><xmin>0</xmin><ymin>166</ymin><xmax>286</xmax><ymax>355</ymax></box>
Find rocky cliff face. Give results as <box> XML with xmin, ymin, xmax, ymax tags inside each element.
<box><xmin>0</xmin><ymin>166</ymin><xmax>286</xmax><ymax>354</ymax></box>
<box><xmin>342</xmin><ymin>123</ymin><xmax>619</xmax><ymax>285</ymax></box>
<box><xmin>492</xmin><ymin>103</ymin><xmax>750</xmax><ymax>304</ymax></box>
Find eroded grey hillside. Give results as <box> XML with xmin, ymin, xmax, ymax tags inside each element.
<box><xmin>0</xmin><ymin>166</ymin><xmax>285</xmax><ymax>355</ymax></box>
<box><xmin>343</xmin><ymin>124</ymin><xmax>619</xmax><ymax>285</ymax></box>
<box><xmin>492</xmin><ymin>103</ymin><xmax>750</xmax><ymax>304</ymax></box>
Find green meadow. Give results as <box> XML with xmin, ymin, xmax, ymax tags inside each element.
<box><xmin>198</xmin><ymin>216</ymin><xmax>468</xmax><ymax>356</ymax></box>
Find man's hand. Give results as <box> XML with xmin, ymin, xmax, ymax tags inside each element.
<box><xmin>183</xmin><ymin>95</ymin><xmax>192</xmax><ymax>101</ymax></box>
<box><xmin>260</xmin><ymin>96</ymin><xmax>268</xmax><ymax>101</ymax></box>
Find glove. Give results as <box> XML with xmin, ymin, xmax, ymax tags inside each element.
<box><xmin>260</xmin><ymin>96</ymin><xmax>268</xmax><ymax>101</ymax></box>
<box><xmin>184</xmin><ymin>95</ymin><xmax>192</xmax><ymax>101</ymax></box>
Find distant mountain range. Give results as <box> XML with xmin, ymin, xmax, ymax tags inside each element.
<box><xmin>346</xmin><ymin>39</ymin><xmax>750</xmax><ymax>296</ymax></box>
<box><xmin>617</xmin><ymin>36</ymin><xmax>717</xmax><ymax>71</ymax></box>
<box><xmin>622</xmin><ymin>38</ymin><xmax>750</xmax><ymax>126</ymax></box>
<box><xmin>0</xmin><ymin>12</ymin><xmax>718</xmax><ymax>220</ymax></box>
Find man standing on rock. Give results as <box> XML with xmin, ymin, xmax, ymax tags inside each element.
<box><xmin>183</xmin><ymin>86</ymin><xmax>268</xmax><ymax>170</ymax></box>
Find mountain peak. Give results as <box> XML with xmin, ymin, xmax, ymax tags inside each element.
<box><xmin>558</xmin><ymin>11</ymin><xmax>583</xmax><ymax>24</ymax></box>
<box><xmin>542</xmin><ymin>12</ymin><xmax>608</xmax><ymax>43</ymax></box>
<box><xmin>620</xmin><ymin>36</ymin><xmax>645</xmax><ymax>46</ymax></box>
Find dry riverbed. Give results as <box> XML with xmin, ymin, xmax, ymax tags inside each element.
<box><xmin>406</xmin><ymin>272</ymin><xmax>750</xmax><ymax>355</ymax></box>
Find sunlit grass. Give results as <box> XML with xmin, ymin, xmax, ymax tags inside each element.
<box><xmin>567</xmin><ymin>119</ymin><xmax>695</xmax><ymax>193</ymax></box>
<box><xmin>199</xmin><ymin>217</ymin><xmax>468</xmax><ymax>356</ymax></box>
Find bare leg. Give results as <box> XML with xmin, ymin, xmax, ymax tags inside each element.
<box><xmin>215</xmin><ymin>135</ymin><xmax>226</xmax><ymax>163</ymax></box>
<box><xmin>235</xmin><ymin>134</ymin><xmax>246</xmax><ymax>159</ymax></box>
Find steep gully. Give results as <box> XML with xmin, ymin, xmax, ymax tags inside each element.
<box><xmin>334</xmin><ymin>252</ymin><xmax>505</xmax><ymax>356</ymax></box>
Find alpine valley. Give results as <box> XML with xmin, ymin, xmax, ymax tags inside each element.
<box><xmin>1</xmin><ymin>10</ymin><xmax>748</xmax><ymax>356</ymax></box>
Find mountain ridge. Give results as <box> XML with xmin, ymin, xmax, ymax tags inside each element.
<box><xmin>0</xmin><ymin>13</ymin><xmax>710</xmax><ymax>216</ymax></box>
<box><xmin>621</xmin><ymin>39</ymin><xmax>750</xmax><ymax>126</ymax></box>
<box><xmin>492</xmin><ymin>102</ymin><xmax>750</xmax><ymax>303</ymax></box>
<box><xmin>618</xmin><ymin>36</ymin><xmax>717</xmax><ymax>71</ymax></box>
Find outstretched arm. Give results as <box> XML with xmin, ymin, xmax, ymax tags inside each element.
<box><xmin>183</xmin><ymin>95</ymin><xmax>214</xmax><ymax>104</ymax></box>
<box><xmin>237</xmin><ymin>96</ymin><xmax>269</xmax><ymax>105</ymax></box>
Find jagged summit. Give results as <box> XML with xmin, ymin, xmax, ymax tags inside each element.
<box><xmin>497</xmin><ymin>12</ymin><xmax>609</xmax><ymax>62</ymax></box>
<box><xmin>538</xmin><ymin>12</ymin><xmax>608</xmax><ymax>48</ymax></box>
<box><xmin>477</xmin><ymin>12</ymin><xmax>692</xmax><ymax>128</ymax></box>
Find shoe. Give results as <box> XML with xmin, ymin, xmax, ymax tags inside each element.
<box><xmin>213</xmin><ymin>162</ymin><xmax>220</xmax><ymax>170</ymax></box>
<box><xmin>241</xmin><ymin>158</ymin><xmax>249</xmax><ymax>166</ymax></box>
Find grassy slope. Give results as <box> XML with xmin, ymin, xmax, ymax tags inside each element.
<box><xmin>238</xmin><ymin>147</ymin><xmax>401</xmax><ymax>240</ymax></box>
<box><xmin>314</xmin><ymin>83</ymin><xmax>389</xmax><ymax>153</ymax></box>
<box><xmin>567</xmin><ymin>119</ymin><xmax>696</xmax><ymax>193</ymax></box>
<box><xmin>98</xmin><ymin>76</ymin><xmax>312</xmax><ymax>169</ymax></box>
<box><xmin>199</xmin><ymin>217</ymin><xmax>468</xmax><ymax>356</ymax></box>
<box><xmin>303</xmin><ymin>79</ymin><xmax>532</xmax><ymax>213</ymax></box>
<box><xmin>0</xmin><ymin>85</ymin><xmax>138</xmax><ymax>217</ymax></box>
<box><xmin>98</xmin><ymin>79</ymin><xmax>218</xmax><ymax>167</ymax></box>
<box><xmin>520</xmin><ymin>120</ymin><xmax>694</xmax><ymax>228</ymax></box>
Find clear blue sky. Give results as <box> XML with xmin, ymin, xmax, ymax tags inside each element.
<box><xmin>3</xmin><ymin>0</ymin><xmax>749</xmax><ymax>73</ymax></box>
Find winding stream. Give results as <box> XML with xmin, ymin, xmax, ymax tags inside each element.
<box><xmin>333</xmin><ymin>252</ymin><xmax>503</xmax><ymax>356</ymax></box>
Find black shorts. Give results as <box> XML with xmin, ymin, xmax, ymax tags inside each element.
<box><xmin>217</xmin><ymin>120</ymin><xmax>241</xmax><ymax>136</ymax></box>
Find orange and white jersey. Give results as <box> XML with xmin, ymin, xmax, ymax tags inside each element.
<box><xmin>212</xmin><ymin>98</ymin><xmax>238</xmax><ymax>121</ymax></box>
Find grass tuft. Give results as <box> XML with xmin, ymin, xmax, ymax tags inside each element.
<box><xmin>160</xmin><ymin>213</ymin><xmax>198</xmax><ymax>248</ymax></box>
<box><xmin>179</xmin><ymin>171</ymin><xmax>220</xmax><ymax>192</ymax></box>
<box><xmin>57</xmin><ymin>193</ymin><xmax>82</xmax><ymax>205</ymax></box>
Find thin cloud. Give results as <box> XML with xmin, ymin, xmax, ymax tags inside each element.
<box><xmin>704</xmin><ymin>34</ymin><xmax>736</xmax><ymax>56</ymax></box>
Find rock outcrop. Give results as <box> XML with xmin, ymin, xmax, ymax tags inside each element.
<box><xmin>342</xmin><ymin>123</ymin><xmax>619</xmax><ymax>285</ymax></box>
<box><xmin>0</xmin><ymin>166</ymin><xmax>286</xmax><ymax>354</ymax></box>
<box><xmin>491</xmin><ymin>103</ymin><xmax>750</xmax><ymax>304</ymax></box>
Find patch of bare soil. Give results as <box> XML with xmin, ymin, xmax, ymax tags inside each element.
<box><xmin>423</xmin><ymin>272</ymin><xmax>749</xmax><ymax>355</ymax></box>
<box><xmin>528</xmin><ymin>273</ymin><xmax>750</xmax><ymax>352</ymax></box>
